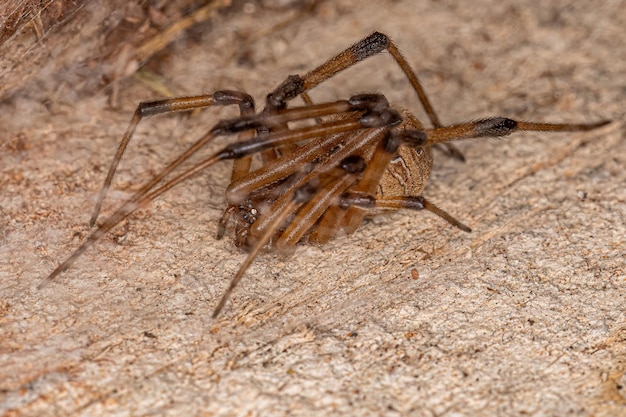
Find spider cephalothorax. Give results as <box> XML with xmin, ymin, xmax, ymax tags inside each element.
<box><xmin>43</xmin><ymin>32</ymin><xmax>609</xmax><ymax>317</ymax></box>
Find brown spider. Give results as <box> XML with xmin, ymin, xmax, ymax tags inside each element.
<box><xmin>42</xmin><ymin>32</ymin><xmax>609</xmax><ymax>317</ymax></box>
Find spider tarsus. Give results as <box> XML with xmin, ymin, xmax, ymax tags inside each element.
<box><xmin>591</xmin><ymin>119</ymin><xmax>612</xmax><ymax>129</ymax></box>
<box><xmin>89</xmin><ymin>184</ymin><xmax>111</xmax><ymax>228</ymax></box>
<box><xmin>561</xmin><ymin>119</ymin><xmax>611</xmax><ymax>131</ymax></box>
<box><xmin>436</xmin><ymin>143</ymin><xmax>466</xmax><ymax>162</ymax></box>
<box><xmin>350</xmin><ymin>31</ymin><xmax>389</xmax><ymax>61</ymax></box>
<box><xmin>421</xmin><ymin>199</ymin><xmax>472</xmax><ymax>233</ymax></box>
<box><xmin>517</xmin><ymin>118</ymin><xmax>612</xmax><ymax>133</ymax></box>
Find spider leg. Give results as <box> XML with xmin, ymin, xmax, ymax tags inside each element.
<box><xmin>264</xmin><ymin>31</ymin><xmax>467</xmax><ymax>161</ymax></box>
<box><xmin>276</xmin><ymin>156</ymin><xmax>366</xmax><ymax>250</ymax></box>
<box><xmin>40</xmin><ymin>146</ymin><xmax>223</xmax><ymax>289</ymax></box>
<box><xmin>423</xmin><ymin>118</ymin><xmax>611</xmax><ymax>143</ymax></box>
<box><xmin>338</xmin><ymin>193</ymin><xmax>471</xmax><ymax>232</ymax></box>
<box><xmin>219</xmin><ymin>97</ymin><xmax>400</xmax><ymax>247</ymax></box>
<box><xmin>310</xmin><ymin>128</ymin><xmax>402</xmax><ymax>243</ymax></box>
<box><xmin>222</xmin><ymin>94</ymin><xmax>393</xmax><ymax>200</ymax></box>
<box><xmin>216</xmin><ymin>98</ymin><xmax>365</xmax><ymax>233</ymax></box>
<box><xmin>211</xmin><ymin>185</ymin><xmax>308</xmax><ymax>318</ymax></box>
<box><xmin>225</xmin><ymin>129</ymin><xmax>350</xmax><ymax>204</ymax></box>
<box><xmin>266</xmin><ymin>32</ymin><xmax>437</xmax><ymax>123</ymax></box>
<box><xmin>90</xmin><ymin>90</ymin><xmax>255</xmax><ymax>227</ymax></box>
<box><xmin>314</xmin><ymin>116</ymin><xmax>611</xmax><ymax>243</ymax></box>
<box><xmin>140</xmin><ymin>101</ymin><xmax>399</xmax><ymax>233</ymax></box>
<box><xmin>311</xmin><ymin>113</ymin><xmax>433</xmax><ymax>243</ymax></box>
<box><xmin>212</xmin><ymin>155</ymin><xmax>367</xmax><ymax>318</ymax></box>
<box><xmin>247</xmin><ymin>127</ymin><xmax>389</xmax><ymax>246</ymax></box>
<box><xmin>321</xmin><ymin>117</ymin><xmax>610</xmax><ymax>240</ymax></box>
<box><xmin>42</xmin><ymin>101</ymin><xmax>398</xmax><ymax>287</ymax></box>
<box><xmin>213</xmin><ymin>94</ymin><xmax>391</xmax><ymax>135</ymax></box>
<box><xmin>216</xmin><ymin>95</ymin><xmax>389</xmax><ymax>240</ymax></box>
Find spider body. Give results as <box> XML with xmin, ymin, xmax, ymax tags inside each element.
<box><xmin>219</xmin><ymin>102</ymin><xmax>438</xmax><ymax>253</ymax></box>
<box><xmin>43</xmin><ymin>32</ymin><xmax>609</xmax><ymax>317</ymax></box>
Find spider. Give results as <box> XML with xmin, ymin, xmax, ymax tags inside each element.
<box><xmin>42</xmin><ymin>32</ymin><xmax>609</xmax><ymax>317</ymax></box>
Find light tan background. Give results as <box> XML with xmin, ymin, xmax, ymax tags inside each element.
<box><xmin>1</xmin><ymin>1</ymin><xmax>625</xmax><ymax>415</ymax></box>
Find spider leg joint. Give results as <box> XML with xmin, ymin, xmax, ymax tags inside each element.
<box><xmin>360</xmin><ymin>108</ymin><xmax>402</xmax><ymax>128</ymax></box>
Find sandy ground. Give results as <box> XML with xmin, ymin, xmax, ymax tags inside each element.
<box><xmin>1</xmin><ymin>1</ymin><xmax>625</xmax><ymax>416</ymax></box>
